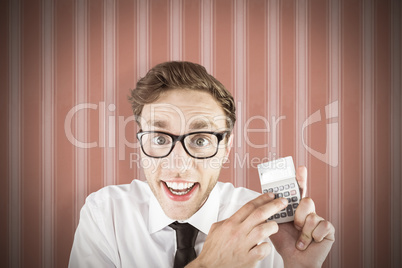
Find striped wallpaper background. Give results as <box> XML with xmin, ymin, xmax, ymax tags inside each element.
<box><xmin>1</xmin><ymin>0</ymin><xmax>401</xmax><ymax>267</ymax></box>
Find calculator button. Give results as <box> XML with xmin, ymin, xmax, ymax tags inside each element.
<box><xmin>291</xmin><ymin>196</ymin><xmax>298</xmax><ymax>202</ymax></box>
<box><xmin>273</xmin><ymin>187</ymin><xmax>279</xmax><ymax>192</ymax></box>
<box><xmin>293</xmin><ymin>203</ymin><xmax>298</xmax><ymax>209</ymax></box>
<box><xmin>277</xmin><ymin>193</ymin><xmax>283</xmax><ymax>198</ymax></box>
<box><xmin>286</xmin><ymin>204</ymin><xmax>293</xmax><ymax>212</ymax></box>
<box><xmin>274</xmin><ymin>214</ymin><xmax>280</xmax><ymax>219</ymax></box>
<box><xmin>286</xmin><ymin>208</ymin><xmax>293</xmax><ymax>217</ymax></box>
<box><xmin>284</xmin><ymin>184</ymin><xmax>289</xmax><ymax>190</ymax></box>
<box><xmin>279</xmin><ymin>186</ymin><xmax>284</xmax><ymax>191</ymax></box>
<box><xmin>290</xmin><ymin>190</ymin><xmax>296</xmax><ymax>195</ymax></box>
<box><xmin>287</xmin><ymin>198</ymin><xmax>292</xmax><ymax>203</ymax></box>
<box><xmin>268</xmin><ymin>188</ymin><xmax>273</xmax><ymax>192</ymax></box>
<box><xmin>263</xmin><ymin>189</ymin><xmax>268</xmax><ymax>193</ymax></box>
<box><xmin>284</xmin><ymin>191</ymin><xmax>290</xmax><ymax>197</ymax></box>
<box><xmin>268</xmin><ymin>216</ymin><xmax>273</xmax><ymax>220</ymax></box>
<box><xmin>286</xmin><ymin>205</ymin><xmax>293</xmax><ymax>216</ymax></box>
<box><xmin>290</xmin><ymin>183</ymin><xmax>295</xmax><ymax>188</ymax></box>
<box><xmin>280</xmin><ymin>212</ymin><xmax>287</xmax><ymax>218</ymax></box>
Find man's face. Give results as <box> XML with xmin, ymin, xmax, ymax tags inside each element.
<box><xmin>139</xmin><ymin>89</ymin><xmax>232</xmax><ymax>220</ymax></box>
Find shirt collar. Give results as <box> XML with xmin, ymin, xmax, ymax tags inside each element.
<box><xmin>148</xmin><ymin>193</ymin><xmax>174</xmax><ymax>234</ymax></box>
<box><xmin>148</xmin><ymin>183</ymin><xmax>221</xmax><ymax>235</ymax></box>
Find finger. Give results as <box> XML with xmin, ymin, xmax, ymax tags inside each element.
<box><xmin>296</xmin><ymin>166</ymin><xmax>307</xmax><ymax>198</ymax></box>
<box><xmin>242</xmin><ymin>198</ymin><xmax>288</xmax><ymax>232</ymax></box>
<box><xmin>248</xmin><ymin>241</ymin><xmax>272</xmax><ymax>262</ymax></box>
<box><xmin>246</xmin><ymin>221</ymin><xmax>279</xmax><ymax>249</ymax></box>
<box><xmin>231</xmin><ymin>192</ymin><xmax>276</xmax><ymax>222</ymax></box>
<box><xmin>311</xmin><ymin>220</ymin><xmax>335</xmax><ymax>243</ymax></box>
<box><xmin>296</xmin><ymin>213</ymin><xmax>324</xmax><ymax>251</ymax></box>
<box><xmin>294</xmin><ymin>197</ymin><xmax>316</xmax><ymax>231</ymax></box>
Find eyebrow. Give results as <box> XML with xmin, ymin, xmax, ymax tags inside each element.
<box><xmin>147</xmin><ymin>119</ymin><xmax>219</xmax><ymax>131</ymax></box>
<box><xmin>148</xmin><ymin>120</ymin><xmax>168</xmax><ymax>129</ymax></box>
<box><xmin>189</xmin><ymin>120</ymin><xmax>218</xmax><ymax>130</ymax></box>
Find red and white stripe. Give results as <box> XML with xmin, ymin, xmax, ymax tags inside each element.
<box><xmin>2</xmin><ymin>1</ymin><xmax>401</xmax><ymax>267</ymax></box>
<box><xmin>362</xmin><ymin>0</ymin><xmax>374</xmax><ymax>266</ymax></box>
<box><xmin>390</xmin><ymin>2</ymin><xmax>402</xmax><ymax>267</ymax></box>
<box><xmin>328</xmin><ymin>0</ymin><xmax>341</xmax><ymax>267</ymax></box>
<box><xmin>104</xmin><ymin>0</ymin><xmax>116</xmax><ymax>187</ymax></box>
<box><xmin>42</xmin><ymin>0</ymin><xmax>55</xmax><ymax>266</ymax></box>
<box><xmin>9</xmin><ymin>0</ymin><xmax>21</xmax><ymax>266</ymax></box>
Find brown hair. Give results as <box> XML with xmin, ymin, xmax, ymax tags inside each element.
<box><xmin>129</xmin><ymin>61</ymin><xmax>236</xmax><ymax>133</ymax></box>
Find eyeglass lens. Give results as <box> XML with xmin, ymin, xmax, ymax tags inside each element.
<box><xmin>140</xmin><ymin>132</ymin><xmax>219</xmax><ymax>158</ymax></box>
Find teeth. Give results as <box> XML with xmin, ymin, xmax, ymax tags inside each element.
<box><xmin>165</xmin><ymin>181</ymin><xmax>196</xmax><ymax>196</ymax></box>
<box><xmin>170</xmin><ymin>188</ymin><xmax>192</xmax><ymax>196</ymax></box>
<box><xmin>165</xmin><ymin>181</ymin><xmax>195</xmax><ymax>190</ymax></box>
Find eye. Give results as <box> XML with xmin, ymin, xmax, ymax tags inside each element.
<box><xmin>152</xmin><ymin>135</ymin><xmax>168</xmax><ymax>145</ymax></box>
<box><xmin>193</xmin><ymin>137</ymin><xmax>210</xmax><ymax>147</ymax></box>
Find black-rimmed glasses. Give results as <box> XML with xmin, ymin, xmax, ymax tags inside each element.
<box><xmin>136</xmin><ymin>130</ymin><xmax>228</xmax><ymax>159</ymax></box>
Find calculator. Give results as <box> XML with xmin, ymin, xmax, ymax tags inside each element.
<box><xmin>257</xmin><ymin>156</ymin><xmax>301</xmax><ymax>224</ymax></box>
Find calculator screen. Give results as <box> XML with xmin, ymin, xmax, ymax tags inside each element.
<box><xmin>260</xmin><ymin>168</ymin><xmax>294</xmax><ymax>184</ymax></box>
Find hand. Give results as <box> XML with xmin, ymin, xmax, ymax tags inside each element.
<box><xmin>188</xmin><ymin>193</ymin><xmax>288</xmax><ymax>268</ymax></box>
<box><xmin>270</xmin><ymin>167</ymin><xmax>335</xmax><ymax>268</ymax></box>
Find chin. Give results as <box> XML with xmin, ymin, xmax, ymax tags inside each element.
<box><xmin>164</xmin><ymin>207</ymin><xmax>195</xmax><ymax>221</ymax></box>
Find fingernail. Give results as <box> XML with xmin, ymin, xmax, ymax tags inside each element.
<box><xmin>280</xmin><ymin>198</ymin><xmax>288</xmax><ymax>206</ymax></box>
<box><xmin>297</xmin><ymin>241</ymin><xmax>305</xmax><ymax>250</ymax></box>
<box><xmin>267</xmin><ymin>192</ymin><xmax>274</xmax><ymax>199</ymax></box>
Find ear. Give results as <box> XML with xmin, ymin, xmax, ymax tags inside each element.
<box><xmin>223</xmin><ymin>134</ymin><xmax>234</xmax><ymax>162</ymax></box>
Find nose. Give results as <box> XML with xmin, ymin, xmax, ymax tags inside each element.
<box><xmin>166</xmin><ymin>141</ymin><xmax>192</xmax><ymax>172</ymax></box>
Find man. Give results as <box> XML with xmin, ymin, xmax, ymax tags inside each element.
<box><xmin>69</xmin><ymin>61</ymin><xmax>334</xmax><ymax>267</ymax></box>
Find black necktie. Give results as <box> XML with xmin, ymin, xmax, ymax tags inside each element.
<box><xmin>169</xmin><ymin>221</ymin><xmax>199</xmax><ymax>268</ymax></box>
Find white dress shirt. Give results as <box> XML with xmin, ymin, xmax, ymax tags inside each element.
<box><xmin>69</xmin><ymin>180</ymin><xmax>284</xmax><ymax>268</ymax></box>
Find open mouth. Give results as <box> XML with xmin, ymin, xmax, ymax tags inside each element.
<box><xmin>161</xmin><ymin>180</ymin><xmax>199</xmax><ymax>201</ymax></box>
<box><xmin>164</xmin><ymin>181</ymin><xmax>197</xmax><ymax>196</ymax></box>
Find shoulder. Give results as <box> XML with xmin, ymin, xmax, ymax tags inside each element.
<box><xmin>215</xmin><ymin>182</ymin><xmax>261</xmax><ymax>220</ymax></box>
<box><xmin>84</xmin><ymin>179</ymin><xmax>152</xmax><ymax>210</ymax></box>
<box><xmin>216</xmin><ymin>181</ymin><xmax>260</xmax><ymax>201</ymax></box>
